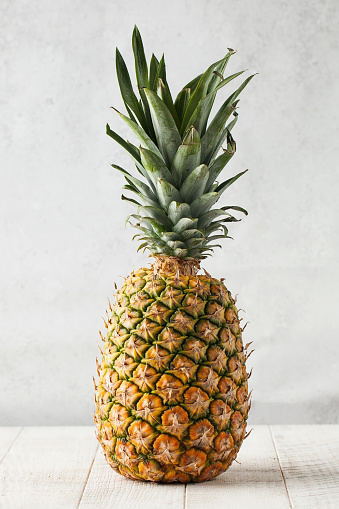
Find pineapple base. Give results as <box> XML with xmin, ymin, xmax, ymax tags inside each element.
<box><xmin>94</xmin><ymin>263</ymin><xmax>251</xmax><ymax>483</ymax></box>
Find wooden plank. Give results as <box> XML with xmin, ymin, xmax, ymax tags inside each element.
<box><xmin>0</xmin><ymin>426</ymin><xmax>98</xmax><ymax>509</ymax></box>
<box><xmin>185</xmin><ymin>425</ymin><xmax>291</xmax><ymax>509</ymax></box>
<box><xmin>271</xmin><ymin>425</ymin><xmax>339</xmax><ymax>508</ymax></box>
<box><xmin>78</xmin><ymin>446</ymin><xmax>185</xmax><ymax>509</ymax></box>
<box><xmin>0</xmin><ymin>427</ymin><xmax>22</xmax><ymax>464</ymax></box>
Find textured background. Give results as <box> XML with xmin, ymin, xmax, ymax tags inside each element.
<box><xmin>1</xmin><ymin>0</ymin><xmax>338</xmax><ymax>425</ymax></box>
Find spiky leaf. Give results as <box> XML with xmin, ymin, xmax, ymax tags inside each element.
<box><xmin>132</xmin><ymin>25</ymin><xmax>149</xmax><ymax>89</ymax></box>
<box><xmin>201</xmin><ymin>74</ymin><xmax>255</xmax><ymax>163</ymax></box>
<box><xmin>190</xmin><ymin>192</ymin><xmax>220</xmax><ymax>217</ymax></box>
<box><xmin>168</xmin><ymin>202</ymin><xmax>192</xmax><ymax>223</ymax></box>
<box><xmin>106</xmin><ymin>124</ymin><xmax>140</xmax><ymax>161</ymax></box>
<box><xmin>111</xmin><ymin>164</ymin><xmax>158</xmax><ymax>202</ymax></box>
<box><xmin>156</xmin><ymin>179</ymin><xmax>182</xmax><ymax>210</ymax></box>
<box><xmin>143</xmin><ymin>88</ymin><xmax>182</xmax><ymax>166</ymax></box>
<box><xmin>180</xmin><ymin>164</ymin><xmax>209</xmax><ymax>203</ymax></box>
<box><xmin>215</xmin><ymin>170</ymin><xmax>248</xmax><ymax>195</ymax></box>
<box><xmin>113</xmin><ymin>108</ymin><xmax>163</xmax><ymax>160</ymax></box>
<box><xmin>205</xmin><ymin>131</ymin><xmax>236</xmax><ymax>190</ymax></box>
<box><xmin>115</xmin><ymin>48</ymin><xmax>148</xmax><ymax>131</ymax></box>
<box><xmin>149</xmin><ymin>53</ymin><xmax>160</xmax><ymax>90</ymax></box>
<box><xmin>173</xmin><ymin>218</ymin><xmax>199</xmax><ymax>234</ymax></box>
<box><xmin>156</xmin><ymin>78</ymin><xmax>180</xmax><ymax>130</ymax></box>
<box><xmin>139</xmin><ymin>147</ymin><xmax>174</xmax><ymax>186</ymax></box>
<box><xmin>171</xmin><ymin>127</ymin><xmax>201</xmax><ymax>187</ymax></box>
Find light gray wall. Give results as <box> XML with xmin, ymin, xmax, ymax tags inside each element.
<box><xmin>1</xmin><ymin>0</ymin><xmax>338</xmax><ymax>425</ymax></box>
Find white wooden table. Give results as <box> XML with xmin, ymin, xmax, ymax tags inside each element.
<box><xmin>0</xmin><ymin>426</ymin><xmax>338</xmax><ymax>508</ymax></box>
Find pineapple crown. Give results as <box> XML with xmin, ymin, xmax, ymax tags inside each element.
<box><xmin>107</xmin><ymin>26</ymin><xmax>254</xmax><ymax>259</ymax></box>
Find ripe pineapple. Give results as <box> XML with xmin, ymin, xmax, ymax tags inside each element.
<box><xmin>94</xmin><ymin>26</ymin><xmax>254</xmax><ymax>483</ymax></box>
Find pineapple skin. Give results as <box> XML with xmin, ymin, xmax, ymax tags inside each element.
<box><xmin>94</xmin><ymin>265</ymin><xmax>251</xmax><ymax>483</ymax></box>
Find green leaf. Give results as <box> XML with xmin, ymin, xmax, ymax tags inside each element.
<box><xmin>138</xmin><ymin>236</ymin><xmax>167</xmax><ymax>246</ymax></box>
<box><xmin>156</xmin><ymin>78</ymin><xmax>180</xmax><ymax>130</ymax></box>
<box><xmin>143</xmin><ymin>88</ymin><xmax>182</xmax><ymax>167</ymax></box>
<box><xmin>188</xmin><ymin>248</ymin><xmax>204</xmax><ymax>258</ymax></box>
<box><xmin>137</xmin><ymin>241</ymin><xmax>150</xmax><ymax>252</ymax></box>
<box><xmin>132</xmin><ymin>159</ymin><xmax>156</xmax><ymax>193</ymax></box>
<box><xmin>201</xmin><ymin>74</ymin><xmax>255</xmax><ymax>163</ymax></box>
<box><xmin>198</xmin><ymin>209</ymin><xmax>232</xmax><ymax>229</ymax></box>
<box><xmin>113</xmin><ymin>108</ymin><xmax>164</xmax><ymax>161</ymax></box>
<box><xmin>130</xmin><ymin>223</ymin><xmax>153</xmax><ymax>236</ymax></box>
<box><xmin>185</xmin><ymin>237</ymin><xmax>206</xmax><ymax>249</ymax></box>
<box><xmin>209</xmin><ymin>183</ymin><xmax>219</xmax><ymax>192</ymax></box>
<box><xmin>168</xmin><ymin>202</ymin><xmax>191</xmax><ymax>223</ymax></box>
<box><xmin>139</xmin><ymin>146</ymin><xmax>175</xmax><ymax>186</ymax></box>
<box><xmin>180</xmin><ymin>54</ymin><xmax>234</xmax><ymax>136</ymax></box>
<box><xmin>220</xmin><ymin>224</ymin><xmax>229</xmax><ymax>237</ymax></box>
<box><xmin>166</xmin><ymin>240</ymin><xmax>187</xmax><ymax>249</ymax></box>
<box><xmin>187</xmin><ymin>70</ymin><xmax>245</xmax><ymax>136</ymax></box>
<box><xmin>180</xmin><ymin>228</ymin><xmax>202</xmax><ymax>240</ymax></box>
<box><xmin>190</xmin><ymin>192</ymin><xmax>220</xmax><ymax>217</ymax></box>
<box><xmin>171</xmin><ymin>126</ymin><xmax>201</xmax><ymax>187</ymax></box>
<box><xmin>208</xmin><ymin>128</ymin><xmax>230</xmax><ymax>165</ymax></box>
<box><xmin>204</xmin><ymin>220</ymin><xmax>228</xmax><ymax>236</ymax></box>
<box><xmin>173</xmin><ymin>248</ymin><xmax>189</xmax><ymax>258</ymax></box>
<box><xmin>220</xmin><ymin>216</ymin><xmax>241</xmax><ymax>222</ymax></box>
<box><xmin>144</xmin><ymin>54</ymin><xmax>168</xmax><ymax>140</ymax></box>
<box><xmin>132</xmin><ymin>26</ymin><xmax>149</xmax><ymax>89</ymax></box>
<box><xmin>154</xmin><ymin>245</ymin><xmax>173</xmax><ymax>255</ymax></box>
<box><xmin>115</xmin><ymin>48</ymin><xmax>148</xmax><ymax>131</ymax></box>
<box><xmin>226</xmin><ymin>111</ymin><xmax>238</xmax><ymax>132</ymax></box>
<box><xmin>111</xmin><ymin>164</ymin><xmax>158</xmax><ymax>202</ymax></box>
<box><xmin>174</xmin><ymin>88</ymin><xmax>191</xmax><ymax>125</ymax></box>
<box><xmin>161</xmin><ymin>232</ymin><xmax>182</xmax><ymax>242</ymax></box>
<box><xmin>156</xmin><ymin>179</ymin><xmax>182</xmax><ymax>210</ymax></box>
<box><xmin>139</xmin><ymin>205</ymin><xmax>173</xmax><ymax>229</ymax></box>
<box><xmin>150</xmin><ymin>238</ymin><xmax>169</xmax><ymax>246</ymax></box>
<box><xmin>213</xmin><ymin>70</ymin><xmax>246</xmax><ymax>94</ymax></box>
<box><xmin>215</xmin><ymin>170</ymin><xmax>248</xmax><ymax>195</ymax></box>
<box><xmin>180</xmin><ymin>164</ymin><xmax>209</xmax><ymax>203</ymax></box>
<box><xmin>106</xmin><ymin>124</ymin><xmax>156</xmax><ymax>193</ymax></box>
<box><xmin>207</xmin><ymin>49</ymin><xmax>235</xmax><ymax>93</ymax></box>
<box><xmin>180</xmin><ymin>62</ymin><xmax>218</xmax><ymax>136</ymax></box>
<box><xmin>223</xmin><ymin>74</ymin><xmax>256</xmax><ymax>112</ymax></box>
<box><xmin>131</xmin><ymin>27</ymin><xmax>156</xmax><ymax>140</ymax></box>
<box><xmin>183</xmin><ymin>73</ymin><xmax>203</xmax><ymax>92</ymax></box>
<box><xmin>205</xmin><ymin>131</ymin><xmax>236</xmax><ymax>190</ymax></box>
<box><xmin>187</xmin><ymin>92</ymin><xmax>214</xmax><ymax>137</ymax></box>
<box><xmin>205</xmin><ymin>234</ymin><xmax>230</xmax><ymax>242</ymax></box>
<box><xmin>123</xmin><ymin>184</ymin><xmax>160</xmax><ymax>208</ymax></box>
<box><xmin>201</xmin><ymin>244</ymin><xmax>223</xmax><ymax>251</ymax></box>
<box><xmin>124</xmin><ymin>103</ymin><xmax>138</xmax><ymax>124</ymax></box>
<box><xmin>154</xmin><ymin>54</ymin><xmax>167</xmax><ymax>89</ymax></box>
<box><xmin>149</xmin><ymin>53</ymin><xmax>160</xmax><ymax>90</ymax></box>
<box><xmin>142</xmin><ymin>217</ymin><xmax>166</xmax><ymax>236</ymax></box>
<box><xmin>126</xmin><ymin>212</ymin><xmax>140</xmax><ymax>228</ymax></box>
<box><xmin>208</xmin><ymin>109</ymin><xmax>239</xmax><ymax>164</ymax></box>
<box><xmin>123</xmin><ymin>183</ymin><xmax>137</xmax><ymax>193</ymax></box>
<box><xmin>221</xmin><ymin>205</ymin><xmax>248</xmax><ymax>215</ymax></box>
<box><xmin>121</xmin><ymin>194</ymin><xmax>141</xmax><ymax>207</ymax></box>
<box><xmin>106</xmin><ymin>124</ymin><xmax>140</xmax><ymax>161</ymax></box>
<box><xmin>173</xmin><ymin>217</ymin><xmax>199</xmax><ymax>234</ymax></box>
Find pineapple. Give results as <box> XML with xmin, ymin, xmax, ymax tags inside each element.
<box><xmin>94</xmin><ymin>26</ymin><xmax>254</xmax><ymax>483</ymax></box>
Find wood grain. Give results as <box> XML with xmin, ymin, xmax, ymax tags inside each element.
<box><xmin>0</xmin><ymin>427</ymin><xmax>98</xmax><ymax>509</ymax></box>
<box><xmin>0</xmin><ymin>427</ymin><xmax>21</xmax><ymax>464</ymax></box>
<box><xmin>78</xmin><ymin>446</ymin><xmax>185</xmax><ymax>509</ymax></box>
<box><xmin>1</xmin><ymin>425</ymin><xmax>338</xmax><ymax>509</ymax></box>
<box><xmin>185</xmin><ymin>425</ymin><xmax>292</xmax><ymax>509</ymax></box>
<box><xmin>271</xmin><ymin>425</ymin><xmax>339</xmax><ymax>508</ymax></box>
